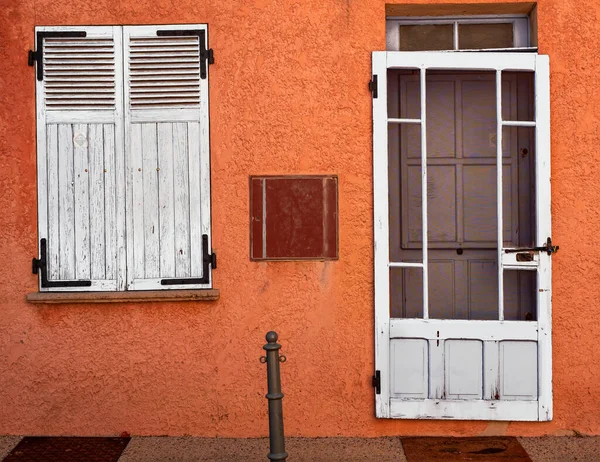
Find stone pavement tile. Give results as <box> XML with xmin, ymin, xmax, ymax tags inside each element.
<box><xmin>519</xmin><ymin>436</ymin><xmax>600</xmax><ymax>462</ymax></box>
<box><xmin>118</xmin><ymin>437</ymin><xmax>406</xmax><ymax>462</ymax></box>
<box><xmin>118</xmin><ymin>437</ymin><xmax>269</xmax><ymax>462</ymax></box>
<box><xmin>285</xmin><ymin>437</ymin><xmax>406</xmax><ymax>462</ymax></box>
<box><xmin>0</xmin><ymin>437</ymin><xmax>21</xmax><ymax>460</ymax></box>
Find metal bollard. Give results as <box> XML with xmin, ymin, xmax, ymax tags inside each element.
<box><xmin>260</xmin><ymin>331</ymin><xmax>288</xmax><ymax>461</ymax></box>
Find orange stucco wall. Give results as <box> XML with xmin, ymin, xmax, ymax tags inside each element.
<box><xmin>1</xmin><ymin>0</ymin><xmax>600</xmax><ymax>437</ymax></box>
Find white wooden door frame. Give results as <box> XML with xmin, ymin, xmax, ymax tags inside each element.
<box><xmin>373</xmin><ymin>51</ymin><xmax>552</xmax><ymax>421</ymax></box>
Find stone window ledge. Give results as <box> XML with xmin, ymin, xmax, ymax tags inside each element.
<box><xmin>26</xmin><ymin>289</ymin><xmax>220</xmax><ymax>304</ymax></box>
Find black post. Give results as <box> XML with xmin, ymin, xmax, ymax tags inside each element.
<box><xmin>261</xmin><ymin>331</ymin><xmax>288</xmax><ymax>461</ymax></box>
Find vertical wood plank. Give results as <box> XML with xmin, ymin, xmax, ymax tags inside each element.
<box><xmin>104</xmin><ymin>124</ymin><xmax>117</xmax><ymax>281</ymax></box>
<box><xmin>89</xmin><ymin>124</ymin><xmax>105</xmax><ymax>280</ymax></box>
<box><xmin>174</xmin><ymin>123</ymin><xmax>191</xmax><ymax>277</ymax></box>
<box><xmin>35</xmin><ymin>29</ymin><xmax>49</xmax><ymax>290</ymax></box>
<box><xmin>198</xmin><ymin>26</ymin><xmax>212</xmax><ymax>278</ymax></box>
<box><xmin>46</xmin><ymin>124</ymin><xmax>60</xmax><ymax>280</ymax></box>
<box><xmin>113</xmin><ymin>25</ymin><xmax>127</xmax><ymax>290</ymax></box>
<box><xmin>131</xmin><ymin>123</ymin><xmax>145</xmax><ymax>280</ymax></box>
<box><xmin>58</xmin><ymin>124</ymin><xmax>75</xmax><ymax>280</ymax></box>
<box><xmin>73</xmin><ymin>123</ymin><xmax>91</xmax><ymax>279</ymax></box>
<box><xmin>372</xmin><ymin>51</ymin><xmax>391</xmax><ymax>417</ymax></box>
<box><xmin>495</xmin><ymin>70</ymin><xmax>505</xmax><ymax>320</ymax></box>
<box><xmin>484</xmin><ymin>340</ymin><xmax>500</xmax><ymax>400</ymax></box>
<box><xmin>535</xmin><ymin>54</ymin><xmax>553</xmax><ymax>421</ymax></box>
<box><xmin>187</xmin><ymin>122</ymin><xmax>201</xmax><ymax>277</ymax></box>
<box><xmin>428</xmin><ymin>339</ymin><xmax>445</xmax><ymax>399</ymax></box>
<box><xmin>420</xmin><ymin>68</ymin><xmax>429</xmax><ymax>319</ymax></box>
<box><xmin>142</xmin><ymin>123</ymin><xmax>159</xmax><ymax>278</ymax></box>
<box><xmin>158</xmin><ymin>123</ymin><xmax>175</xmax><ymax>278</ymax></box>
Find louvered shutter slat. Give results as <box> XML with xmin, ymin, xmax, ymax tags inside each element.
<box><xmin>128</xmin><ymin>33</ymin><xmax>201</xmax><ymax>109</ymax></box>
<box><xmin>44</xmin><ymin>35</ymin><xmax>116</xmax><ymax>111</ymax></box>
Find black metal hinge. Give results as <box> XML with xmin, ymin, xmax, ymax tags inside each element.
<box><xmin>369</xmin><ymin>75</ymin><xmax>378</xmax><ymax>99</ymax></box>
<box><xmin>504</xmin><ymin>237</ymin><xmax>559</xmax><ymax>256</ymax></box>
<box><xmin>29</xmin><ymin>31</ymin><xmax>87</xmax><ymax>81</ymax></box>
<box><xmin>372</xmin><ymin>370</ymin><xmax>381</xmax><ymax>394</ymax></box>
<box><xmin>161</xmin><ymin>234</ymin><xmax>216</xmax><ymax>285</ymax></box>
<box><xmin>32</xmin><ymin>238</ymin><xmax>92</xmax><ymax>288</ymax></box>
<box><xmin>156</xmin><ymin>29</ymin><xmax>214</xmax><ymax>79</ymax></box>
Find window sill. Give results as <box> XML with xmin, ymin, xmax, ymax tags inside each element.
<box><xmin>26</xmin><ymin>289</ymin><xmax>220</xmax><ymax>304</ymax></box>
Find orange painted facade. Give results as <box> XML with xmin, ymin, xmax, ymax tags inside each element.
<box><xmin>1</xmin><ymin>0</ymin><xmax>600</xmax><ymax>437</ymax></box>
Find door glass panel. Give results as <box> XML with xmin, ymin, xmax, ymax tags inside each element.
<box><xmin>458</xmin><ymin>23</ymin><xmax>514</xmax><ymax>50</ymax></box>
<box><xmin>504</xmin><ymin>270</ymin><xmax>537</xmax><ymax>320</ymax></box>
<box><xmin>502</xmin><ymin>71</ymin><xmax>535</xmax><ymax>122</ymax></box>
<box><xmin>399</xmin><ymin>25</ymin><xmax>453</xmax><ymax>51</ymax></box>
<box><xmin>390</xmin><ymin>267</ymin><xmax>423</xmax><ymax>318</ymax></box>
<box><xmin>389</xmin><ymin>70</ymin><xmax>535</xmax><ymax>320</ymax></box>
<box><xmin>503</xmin><ymin>125</ymin><xmax>535</xmax><ymax>249</ymax></box>
<box><xmin>388</xmin><ymin>69</ymin><xmax>422</xmax><ymax>264</ymax></box>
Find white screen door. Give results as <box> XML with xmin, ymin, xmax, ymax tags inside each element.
<box><xmin>373</xmin><ymin>52</ymin><xmax>553</xmax><ymax>421</ymax></box>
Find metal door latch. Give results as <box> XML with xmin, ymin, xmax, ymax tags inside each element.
<box><xmin>504</xmin><ymin>237</ymin><xmax>559</xmax><ymax>256</ymax></box>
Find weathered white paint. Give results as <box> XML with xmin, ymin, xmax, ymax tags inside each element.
<box><xmin>372</xmin><ymin>52</ymin><xmax>391</xmax><ymax>418</ymax></box>
<box><xmin>373</xmin><ymin>51</ymin><xmax>552</xmax><ymax>420</ymax></box>
<box><xmin>123</xmin><ymin>25</ymin><xmax>212</xmax><ymax>290</ymax></box>
<box><xmin>495</xmin><ymin>70</ymin><xmax>504</xmax><ymax>321</ymax></box>
<box><xmin>89</xmin><ymin>124</ymin><xmax>105</xmax><ymax>280</ymax></box>
<box><xmin>46</xmin><ymin>124</ymin><xmax>60</xmax><ymax>280</ymax></box>
<box><xmin>535</xmin><ymin>55</ymin><xmax>553</xmax><ymax>421</ymax></box>
<box><xmin>419</xmin><ymin>68</ymin><xmax>429</xmax><ymax>319</ymax></box>
<box><xmin>389</xmin><ymin>319</ymin><xmax>539</xmax><ymax>341</ymax></box>
<box><xmin>503</xmin><ymin>120</ymin><xmax>536</xmax><ymax>127</ymax></box>
<box><xmin>389</xmin><ymin>399</ymin><xmax>539</xmax><ymax>420</ymax></box>
<box><xmin>388</xmin><ymin>118</ymin><xmax>421</xmax><ymax>124</ymax></box>
<box><xmin>73</xmin><ymin>123</ymin><xmax>91</xmax><ymax>279</ymax></box>
<box><xmin>36</xmin><ymin>25</ymin><xmax>210</xmax><ymax>292</ymax></box>
<box><xmin>483</xmin><ymin>340</ymin><xmax>500</xmax><ymax>402</ymax></box>
<box><xmin>445</xmin><ymin>340</ymin><xmax>483</xmax><ymax>399</ymax></box>
<box><xmin>388</xmin><ymin>262</ymin><xmax>424</xmax><ymax>268</ymax></box>
<box><xmin>386</xmin><ymin>52</ymin><xmax>536</xmax><ymax>71</ymax></box>
<box><xmin>158</xmin><ymin>123</ymin><xmax>176</xmax><ymax>277</ymax></box>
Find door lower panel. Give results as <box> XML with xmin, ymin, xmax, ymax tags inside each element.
<box><xmin>389</xmin><ymin>399</ymin><xmax>539</xmax><ymax>420</ymax></box>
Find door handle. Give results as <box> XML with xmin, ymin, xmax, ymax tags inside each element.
<box><xmin>504</xmin><ymin>237</ymin><xmax>559</xmax><ymax>256</ymax></box>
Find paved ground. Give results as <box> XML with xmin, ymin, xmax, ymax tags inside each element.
<box><xmin>1</xmin><ymin>435</ymin><xmax>600</xmax><ymax>461</ymax></box>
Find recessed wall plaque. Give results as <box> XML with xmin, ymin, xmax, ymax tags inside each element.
<box><xmin>250</xmin><ymin>175</ymin><xmax>338</xmax><ymax>260</ymax></box>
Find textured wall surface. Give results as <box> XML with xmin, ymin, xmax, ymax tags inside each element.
<box><xmin>1</xmin><ymin>0</ymin><xmax>600</xmax><ymax>437</ymax></box>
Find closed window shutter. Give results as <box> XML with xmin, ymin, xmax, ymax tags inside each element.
<box><xmin>123</xmin><ymin>25</ymin><xmax>213</xmax><ymax>290</ymax></box>
<box><xmin>35</xmin><ymin>26</ymin><xmax>126</xmax><ymax>291</ymax></box>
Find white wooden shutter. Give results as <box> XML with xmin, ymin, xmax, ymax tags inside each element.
<box><xmin>123</xmin><ymin>25</ymin><xmax>213</xmax><ymax>290</ymax></box>
<box><xmin>35</xmin><ymin>26</ymin><xmax>126</xmax><ymax>291</ymax></box>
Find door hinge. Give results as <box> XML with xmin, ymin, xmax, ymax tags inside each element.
<box><xmin>372</xmin><ymin>370</ymin><xmax>381</xmax><ymax>394</ymax></box>
<box><xmin>208</xmin><ymin>247</ymin><xmax>217</xmax><ymax>270</ymax></box>
<box><xmin>29</xmin><ymin>31</ymin><xmax>87</xmax><ymax>81</ymax></box>
<box><xmin>32</xmin><ymin>238</ymin><xmax>92</xmax><ymax>288</ymax></box>
<box><xmin>157</xmin><ymin>29</ymin><xmax>213</xmax><ymax>79</ymax></box>
<box><xmin>369</xmin><ymin>75</ymin><xmax>378</xmax><ymax>99</ymax></box>
<box><xmin>161</xmin><ymin>234</ymin><xmax>216</xmax><ymax>285</ymax></box>
<box><xmin>504</xmin><ymin>237</ymin><xmax>559</xmax><ymax>256</ymax></box>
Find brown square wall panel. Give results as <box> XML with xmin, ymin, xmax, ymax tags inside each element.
<box><xmin>250</xmin><ymin>176</ymin><xmax>338</xmax><ymax>260</ymax></box>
